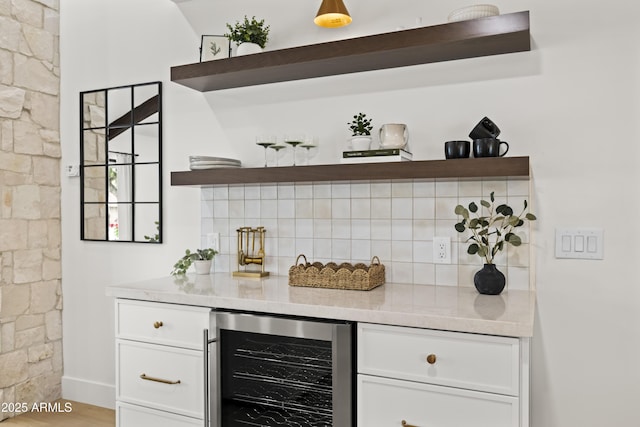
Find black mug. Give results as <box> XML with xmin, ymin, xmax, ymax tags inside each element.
<box><xmin>469</xmin><ymin>117</ymin><xmax>501</xmax><ymax>140</ymax></box>
<box><xmin>473</xmin><ymin>138</ymin><xmax>509</xmax><ymax>157</ymax></box>
<box><xmin>444</xmin><ymin>140</ymin><xmax>470</xmax><ymax>159</ymax></box>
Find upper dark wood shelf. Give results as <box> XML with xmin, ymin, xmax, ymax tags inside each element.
<box><xmin>171</xmin><ymin>11</ymin><xmax>530</xmax><ymax>92</ymax></box>
<box><xmin>171</xmin><ymin>157</ymin><xmax>529</xmax><ymax>186</ymax></box>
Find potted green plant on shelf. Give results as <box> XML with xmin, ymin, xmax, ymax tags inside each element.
<box><xmin>348</xmin><ymin>112</ymin><xmax>374</xmax><ymax>151</ymax></box>
<box><xmin>225</xmin><ymin>15</ymin><xmax>270</xmax><ymax>56</ymax></box>
<box><xmin>454</xmin><ymin>192</ymin><xmax>536</xmax><ymax>295</ymax></box>
<box><xmin>171</xmin><ymin>248</ymin><xmax>218</xmax><ymax>276</ymax></box>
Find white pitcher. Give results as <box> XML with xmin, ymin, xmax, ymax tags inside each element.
<box><xmin>379</xmin><ymin>123</ymin><xmax>409</xmax><ymax>149</ymax></box>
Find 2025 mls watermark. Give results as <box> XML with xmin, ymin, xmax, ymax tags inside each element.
<box><xmin>1</xmin><ymin>401</ymin><xmax>73</xmax><ymax>414</ymax></box>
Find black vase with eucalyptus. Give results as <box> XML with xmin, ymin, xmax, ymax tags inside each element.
<box><xmin>474</xmin><ymin>264</ymin><xmax>506</xmax><ymax>295</ymax></box>
<box><xmin>455</xmin><ymin>191</ymin><xmax>537</xmax><ymax>295</ymax></box>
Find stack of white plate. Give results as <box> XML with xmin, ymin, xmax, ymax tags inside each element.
<box><xmin>189</xmin><ymin>156</ymin><xmax>241</xmax><ymax>170</ymax></box>
<box><xmin>447</xmin><ymin>4</ymin><xmax>499</xmax><ymax>22</ymax></box>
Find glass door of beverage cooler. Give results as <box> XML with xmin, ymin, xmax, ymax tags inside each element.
<box><xmin>216</xmin><ymin>312</ymin><xmax>353</xmax><ymax>427</ymax></box>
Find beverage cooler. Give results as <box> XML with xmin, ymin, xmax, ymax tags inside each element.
<box><xmin>207</xmin><ymin>311</ymin><xmax>354</xmax><ymax>427</ymax></box>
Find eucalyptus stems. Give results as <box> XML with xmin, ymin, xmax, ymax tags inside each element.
<box><xmin>454</xmin><ymin>192</ymin><xmax>536</xmax><ymax>264</ymax></box>
<box><xmin>171</xmin><ymin>248</ymin><xmax>218</xmax><ymax>275</ymax></box>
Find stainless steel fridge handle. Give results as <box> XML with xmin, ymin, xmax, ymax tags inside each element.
<box><xmin>203</xmin><ymin>329</ymin><xmax>217</xmax><ymax>427</ymax></box>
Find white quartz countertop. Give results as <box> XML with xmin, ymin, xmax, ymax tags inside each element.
<box><xmin>106</xmin><ymin>274</ymin><xmax>535</xmax><ymax>337</ymax></box>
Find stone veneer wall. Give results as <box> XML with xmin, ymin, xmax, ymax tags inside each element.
<box><xmin>0</xmin><ymin>0</ymin><xmax>61</xmax><ymax>420</ymax></box>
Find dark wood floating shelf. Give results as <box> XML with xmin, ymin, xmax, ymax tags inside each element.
<box><xmin>171</xmin><ymin>157</ymin><xmax>530</xmax><ymax>186</ymax></box>
<box><xmin>171</xmin><ymin>11</ymin><xmax>530</xmax><ymax>92</ymax></box>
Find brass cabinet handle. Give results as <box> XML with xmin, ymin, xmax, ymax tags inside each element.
<box><xmin>153</xmin><ymin>321</ymin><xmax>163</xmax><ymax>329</ymax></box>
<box><xmin>426</xmin><ymin>353</ymin><xmax>437</xmax><ymax>364</ymax></box>
<box><xmin>139</xmin><ymin>373</ymin><xmax>180</xmax><ymax>385</ymax></box>
<box><xmin>401</xmin><ymin>421</ymin><xmax>417</xmax><ymax>427</ymax></box>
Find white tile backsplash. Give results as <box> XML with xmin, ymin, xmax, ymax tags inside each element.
<box><xmin>295</xmin><ymin>199</ymin><xmax>313</xmax><ymax>218</ymax></box>
<box><xmin>370</xmin><ymin>181</ymin><xmax>391</xmax><ymax>197</ymax></box>
<box><xmin>331</xmin><ymin>198</ymin><xmax>350</xmax><ymax>219</ymax></box>
<box><xmin>229</xmin><ymin>185</ymin><xmax>245</xmax><ymax>200</ymax></box>
<box><xmin>278</xmin><ymin>183</ymin><xmax>295</xmax><ymax>199</ymax></box>
<box><xmin>295</xmin><ymin>183</ymin><xmax>313</xmax><ymax>199</ymax></box>
<box><xmin>244</xmin><ymin>185</ymin><xmax>261</xmax><ymax>199</ymax></box>
<box><xmin>391</xmin><ymin>198</ymin><xmax>412</xmax><ymax>219</ymax></box>
<box><xmin>351</xmin><ymin>198</ymin><xmax>371</xmax><ymax>219</ymax></box>
<box><xmin>351</xmin><ymin>219</ymin><xmax>371</xmax><ymax>240</ymax></box>
<box><xmin>201</xmin><ymin>178</ymin><xmax>531</xmax><ymax>288</ymax></box>
<box><xmin>314</xmin><ymin>199</ymin><xmax>331</xmax><ymax>219</ymax></box>
<box><xmin>392</xmin><ymin>181</ymin><xmax>413</xmax><ymax>198</ymax></box>
<box><xmin>331</xmin><ymin>182</ymin><xmax>351</xmax><ymax>198</ymax></box>
<box><xmin>370</xmin><ymin>219</ymin><xmax>391</xmax><ymax>240</ymax></box>
<box><xmin>370</xmin><ymin>198</ymin><xmax>391</xmax><ymax>219</ymax></box>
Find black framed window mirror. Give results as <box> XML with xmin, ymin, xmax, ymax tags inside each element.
<box><xmin>80</xmin><ymin>81</ymin><xmax>162</xmax><ymax>243</ymax></box>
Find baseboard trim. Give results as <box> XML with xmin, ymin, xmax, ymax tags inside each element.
<box><xmin>61</xmin><ymin>376</ymin><xmax>115</xmax><ymax>409</ymax></box>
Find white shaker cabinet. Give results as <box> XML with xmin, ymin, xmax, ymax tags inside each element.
<box><xmin>357</xmin><ymin>323</ymin><xmax>530</xmax><ymax>427</ymax></box>
<box><xmin>115</xmin><ymin>299</ymin><xmax>214</xmax><ymax>427</ymax></box>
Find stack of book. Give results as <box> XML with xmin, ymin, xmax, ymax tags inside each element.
<box><xmin>340</xmin><ymin>148</ymin><xmax>413</xmax><ymax>164</ymax></box>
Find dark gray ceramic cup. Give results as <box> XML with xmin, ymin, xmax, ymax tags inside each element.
<box><xmin>472</xmin><ymin>138</ymin><xmax>509</xmax><ymax>157</ymax></box>
<box><xmin>469</xmin><ymin>117</ymin><xmax>501</xmax><ymax>140</ymax></box>
<box><xmin>445</xmin><ymin>140</ymin><xmax>471</xmax><ymax>159</ymax></box>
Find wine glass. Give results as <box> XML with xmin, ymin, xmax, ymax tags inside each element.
<box><xmin>299</xmin><ymin>135</ymin><xmax>319</xmax><ymax>165</ymax></box>
<box><xmin>256</xmin><ymin>135</ymin><xmax>276</xmax><ymax>167</ymax></box>
<box><xmin>283</xmin><ymin>133</ymin><xmax>305</xmax><ymax>166</ymax></box>
<box><xmin>268</xmin><ymin>144</ymin><xmax>286</xmax><ymax>166</ymax></box>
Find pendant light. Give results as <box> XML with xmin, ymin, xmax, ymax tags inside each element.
<box><xmin>314</xmin><ymin>0</ymin><xmax>352</xmax><ymax>28</ymax></box>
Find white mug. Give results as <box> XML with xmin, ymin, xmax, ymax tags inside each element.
<box><xmin>379</xmin><ymin>123</ymin><xmax>409</xmax><ymax>149</ymax></box>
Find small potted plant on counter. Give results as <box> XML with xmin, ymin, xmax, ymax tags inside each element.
<box><xmin>171</xmin><ymin>248</ymin><xmax>218</xmax><ymax>275</ymax></box>
<box><xmin>348</xmin><ymin>112</ymin><xmax>374</xmax><ymax>151</ymax></box>
<box><xmin>225</xmin><ymin>15</ymin><xmax>270</xmax><ymax>56</ymax></box>
<box><xmin>454</xmin><ymin>192</ymin><xmax>536</xmax><ymax>295</ymax></box>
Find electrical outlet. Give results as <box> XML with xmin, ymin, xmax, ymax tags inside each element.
<box><xmin>207</xmin><ymin>232</ymin><xmax>220</xmax><ymax>252</ymax></box>
<box><xmin>433</xmin><ymin>236</ymin><xmax>451</xmax><ymax>264</ymax></box>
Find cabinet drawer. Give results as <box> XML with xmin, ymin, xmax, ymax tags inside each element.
<box><xmin>358</xmin><ymin>375</ymin><xmax>519</xmax><ymax>427</ymax></box>
<box><xmin>358</xmin><ymin>323</ymin><xmax>520</xmax><ymax>395</ymax></box>
<box><xmin>116</xmin><ymin>340</ymin><xmax>204</xmax><ymax>419</ymax></box>
<box><xmin>117</xmin><ymin>402</ymin><xmax>202</xmax><ymax>427</ymax></box>
<box><xmin>116</xmin><ymin>299</ymin><xmax>212</xmax><ymax>349</ymax></box>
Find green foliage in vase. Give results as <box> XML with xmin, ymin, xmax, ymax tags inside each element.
<box><xmin>225</xmin><ymin>16</ymin><xmax>270</xmax><ymax>48</ymax></box>
<box><xmin>171</xmin><ymin>248</ymin><xmax>218</xmax><ymax>275</ymax></box>
<box><xmin>454</xmin><ymin>192</ymin><xmax>536</xmax><ymax>264</ymax></box>
<box><xmin>348</xmin><ymin>113</ymin><xmax>373</xmax><ymax>136</ymax></box>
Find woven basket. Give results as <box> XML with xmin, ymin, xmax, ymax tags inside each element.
<box><xmin>288</xmin><ymin>254</ymin><xmax>385</xmax><ymax>291</ymax></box>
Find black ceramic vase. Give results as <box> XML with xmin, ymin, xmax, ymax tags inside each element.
<box><xmin>474</xmin><ymin>264</ymin><xmax>506</xmax><ymax>295</ymax></box>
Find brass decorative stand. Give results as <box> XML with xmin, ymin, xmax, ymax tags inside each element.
<box><xmin>233</xmin><ymin>226</ymin><xmax>269</xmax><ymax>278</ymax></box>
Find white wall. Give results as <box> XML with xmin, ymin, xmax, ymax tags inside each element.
<box><xmin>60</xmin><ymin>0</ymin><xmax>640</xmax><ymax>425</ymax></box>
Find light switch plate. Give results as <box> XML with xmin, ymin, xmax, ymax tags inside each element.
<box><xmin>207</xmin><ymin>232</ymin><xmax>220</xmax><ymax>252</ymax></box>
<box><xmin>66</xmin><ymin>164</ymin><xmax>79</xmax><ymax>177</ymax></box>
<box><xmin>555</xmin><ymin>228</ymin><xmax>603</xmax><ymax>260</ymax></box>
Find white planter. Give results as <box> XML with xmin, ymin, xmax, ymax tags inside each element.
<box><xmin>236</xmin><ymin>42</ymin><xmax>263</xmax><ymax>56</ymax></box>
<box><xmin>350</xmin><ymin>136</ymin><xmax>372</xmax><ymax>151</ymax></box>
<box><xmin>193</xmin><ymin>260</ymin><xmax>212</xmax><ymax>275</ymax></box>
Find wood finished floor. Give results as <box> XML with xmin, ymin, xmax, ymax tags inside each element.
<box><xmin>0</xmin><ymin>400</ymin><xmax>114</xmax><ymax>426</ymax></box>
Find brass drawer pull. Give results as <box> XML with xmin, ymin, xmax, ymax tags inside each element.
<box><xmin>426</xmin><ymin>353</ymin><xmax>437</xmax><ymax>364</ymax></box>
<box><xmin>153</xmin><ymin>321</ymin><xmax>163</xmax><ymax>329</ymax></box>
<box><xmin>139</xmin><ymin>373</ymin><xmax>180</xmax><ymax>385</ymax></box>
<box><xmin>401</xmin><ymin>420</ymin><xmax>417</xmax><ymax>427</ymax></box>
